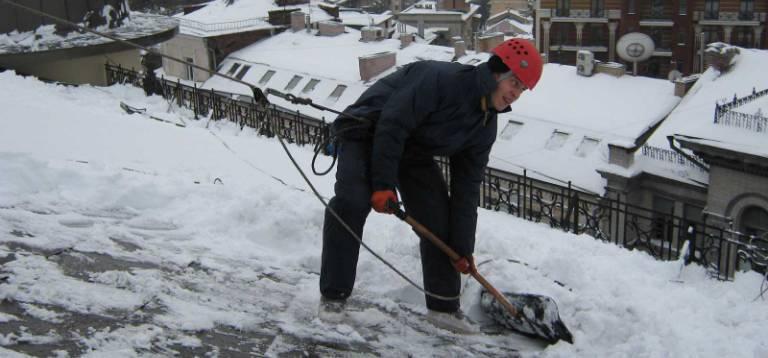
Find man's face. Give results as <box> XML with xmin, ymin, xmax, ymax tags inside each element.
<box><xmin>491</xmin><ymin>73</ymin><xmax>527</xmax><ymax>111</ymax></box>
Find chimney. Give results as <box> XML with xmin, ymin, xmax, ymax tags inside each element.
<box><xmin>291</xmin><ymin>11</ymin><xmax>305</xmax><ymax>32</ymax></box>
<box><xmin>359</xmin><ymin>51</ymin><xmax>396</xmax><ymax>81</ymax></box>
<box><xmin>361</xmin><ymin>26</ymin><xmax>384</xmax><ymax>42</ymax></box>
<box><xmin>318</xmin><ymin>21</ymin><xmax>345</xmax><ymax>36</ymax></box>
<box><xmin>594</xmin><ymin>62</ymin><xmax>626</xmax><ymax>77</ymax></box>
<box><xmin>475</xmin><ymin>32</ymin><xmax>504</xmax><ymax>53</ymax></box>
<box><xmin>400</xmin><ymin>33</ymin><xmax>414</xmax><ymax>48</ymax></box>
<box><xmin>436</xmin><ymin>0</ymin><xmax>469</xmax><ymax>12</ymax></box>
<box><xmin>453</xmin><ymin>40</ymin><xmax>466</xmax><ymax>58</ymax></box>
<box><xmin>674</xmin><ymin>74</ymin><xmax>701</xmax><ymax>97</ymax></box>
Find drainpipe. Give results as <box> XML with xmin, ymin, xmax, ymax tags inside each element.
<box><xmin>667</xmin><ymin>135</ymin><xmax>709</xmax><ymax>172</ymax></box>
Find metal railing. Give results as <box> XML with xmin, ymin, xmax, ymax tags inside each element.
<box><xmin>179</xmin><ymin>17</ymin><xmax>270</xmax><ymax>33</ymax></box>
<box><xmin>107</xmin><ymin>64</ymin><xmax>766</xmax><ymax>280</ymax></box>
<box><xmin>641</xmin><ymin>145</ymin><xmax>709</xmax><ymax>171</ymax></box>
<box><xmin>714</xmin><ymin>88</ymin><xmax>768</xmax><ymax>134</ymax></box>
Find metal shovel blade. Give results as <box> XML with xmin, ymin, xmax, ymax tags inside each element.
<box><xmin>480</xmin><ymin>290</ymin><xmax>573</xmax><ymax>344</ymax></box>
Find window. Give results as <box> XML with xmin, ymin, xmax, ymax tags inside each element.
<box><xmin>258</xmin><ymin>70</ymin><xmax>275</xmax><ymax>85</ymax></box>
<box><xmin>284</xmin><ymin>75</ymin><xmax>303</xmax><ymax>91</ymax></box>
<box><xmin>741</xmin><ymin>206</ymin><xmax>768</xmax><ymax>238</ymax></box>
<box><xmin>235</xmin><ymin>65</ymin><xmax>251</xmax><ymax>80</ymax></box>
<box><xmin>184</xmin><ymin>57</ymin><xmax>194</xmax><ymax>81</ymax></box>
<box><xmin>679</xmin><ymin>0</ymin><xmax>687</xmax><ymax>15</ymax></box>
<box><xmin>575</xmin><ymin>137</ymin><xmax>600</xmax><ymax>157</ymax></box>
<box><xmin>704</xmin><ymin>0</ymin><xmax>719</xmax><ymax>20</ymax></box>
<box><xmin>591</xmin><ymin>0</ymin><xmax>604</xmax><ymax>17</ymax></box>
<box><xmin>226</xmin><ymin>63</ymin><xmax>241</xmax><ymax>75</ymax></box>
<box><xmin>499</xmin><ymin>120</ymin><xmax>523</xmax><ymax>140</ymax></box>
<box><xmin>302</xmin><ymin>78</ymin><xmax>321</xmax><ymax>93</ymax></box>
<box><xmin>627</xmin><ymin>0</ymin><xmax>635</xmax><ymax>14</ymax></box>
<box><xmin>652</xmin><ymin>196</ymin><xmax>675</xmax><ymax>240</ymax></box>
<box><xmin>650</xmin><ymin>0</ymin><xmax>664</xmax><ymax>18</ymax></box>
<box><xmin>739</xmin><ymin>0</ymin><xmax>754</xmax><ymax>20</ymax></box>
<box><xmin>677</xmin><ymin>30</ymin><xmax>687</xmax><ymax>46</ymax></box>
<box><xmin>556</xmin><ymin>0</ymin><xmax>570</xmax><ymax>17</ymax></box>
<box><xmin>734</xmin><ymin>27</ymin><xmax>754</xmax><ymax>47</ymax></box>
<box><xmin>545</xmin><ymin>130</ymin><xmax>570</xmax><ymax>150</ymax></box>
<box><xmin>327</xmin><ymin>85</ymin><xmax>347</xmax><ymax>102</ymax></box>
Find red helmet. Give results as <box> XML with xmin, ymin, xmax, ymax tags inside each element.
<box><xmin>492</xmin><ymin>38</ymin><xmax>543</xmax><ymax>90</ymax></box>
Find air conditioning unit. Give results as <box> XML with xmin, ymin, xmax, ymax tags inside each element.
<box><xmin>576</xmin><ymin>50</ymin><xmax>595</xmax><ymax>77</ymax></box>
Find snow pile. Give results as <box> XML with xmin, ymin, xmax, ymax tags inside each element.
<box><xmin>0</xmin><ymin>71</ymin><xmax>767</xmax><ymax>356</ymax></box>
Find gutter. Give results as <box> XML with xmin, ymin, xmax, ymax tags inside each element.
<box><xmin>667</xmin><ymin>135</ymin><xmax>710</xmax><ymax>172</ymax></box>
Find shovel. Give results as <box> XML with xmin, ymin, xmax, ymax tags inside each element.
<box><xmin>388</xmin><ymin>202</ymin><xmax>573</xmax><ymax>344</ymax></box>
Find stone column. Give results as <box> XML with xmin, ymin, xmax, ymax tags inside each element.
<box><xmin>694</xmin><ymin>25</ymin><xmax>703</xmax><ymax>72</ymax></box>
<box><xmin>608</xmin><ymin>22</ymin><xmax>618</xmax><ymax>62</ymax></box>
<box><xmin>542</xmin><ymin>21</ymin><xmax>552</xmax><ymax>63</ymax></box>
<box><xmin>723</xmin><ymin>25</ymin><xmax>733</xmax><ymax>43</ymax></box>
<box><xmin>575</xmin><ymin>22</ymin><xmax>585</xmax><ymax>47</ymax></box>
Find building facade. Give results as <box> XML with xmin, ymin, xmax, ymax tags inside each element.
<box><xmin>535</xmin><ymin>0</ymin><xmax>767</xmax><ymax>78</ymax></box>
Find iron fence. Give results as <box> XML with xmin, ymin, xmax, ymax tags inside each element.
<box><xmin>714</xmin><ymin>88</ymin><xmax>768</xmax><ymax>134</ymax></box>
<box><xmin>106</xmin><ymin>64</ymin><xmax>766</xmax><ymax>280</ymax></box>
<box><xmin>641</xmin><ymin>145</ymin><xmax>709</xmax><ymax>171</ymax></box>
<box><xmin>179</xmin><ymin>17</ymin><xmax>270</xmax><ymax>33</ymax></box>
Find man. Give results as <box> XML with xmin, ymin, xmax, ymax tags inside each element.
<box><xmin>320</xmin><ymin>38</ymin><xmax>543</xmax><ymax>331</ymax></box>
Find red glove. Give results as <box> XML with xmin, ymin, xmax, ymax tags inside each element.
<box><xmin>370</xmin><ymin>190</ymin><xmax>398</xmax><ymax>213</ymax></box>
<box><xmin>452</xmin><ymin>256</ymin><xmax>475</xmax><ymax>274</ymax></box>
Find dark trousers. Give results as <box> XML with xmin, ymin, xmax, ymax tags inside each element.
<box><xmin>320</xmin><ymin>141</ymin><xmax>460</xmax><ymax>312</ymax></box>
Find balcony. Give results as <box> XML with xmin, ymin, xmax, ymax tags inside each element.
<box><xmin>695</xmin><ymin>11</ymin><xmax>765</xmax><ymax>25</ymax></box>
<box><xmin>541</xmin><ymin>8</ymin><xmax>610</xmax><ymax>23</ymax></box>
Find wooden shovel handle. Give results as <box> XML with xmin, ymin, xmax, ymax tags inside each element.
<box><xmin>392</xmin><ymin>204</ymin><xmax>519</xmax><ymax>318</ymax></box>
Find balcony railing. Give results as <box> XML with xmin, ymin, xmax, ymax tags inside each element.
<box><xmin>106</xmin><ymin>64</ymin><xmax>767</xmax><ymax>280</ymax></box>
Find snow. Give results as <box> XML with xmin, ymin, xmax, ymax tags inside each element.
<box><xmin>201</xmin><ymin>27</ymin><xmax>487</xmax><ymax>120</ymax></box>
<box><xmin>1</xmin><ymin>70</ymin><xmax>767</xmax><ymax>356</ymax></box>
<box><xmin>177</xmin><ymin>0</ymin><xmax>333</xmax><ymax>36</ymax></box>
<box><xmin>490</xmin><ymin>63</ymin><xmax>680</xmax><ymax>194</ymax></box>
<box><xmin>638</xmin><ymin>47</ymin><xmax>768</xmax><ymax>181</ymax></box>
<box><xmin>0</xmin><ymin>13</ymin><xmax>178</xmax><ymax>54</ymax></box>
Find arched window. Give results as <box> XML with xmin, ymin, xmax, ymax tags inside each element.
<box><xmin>740</xmin><ymin>206</ymin><xmax>768</xmax><ymax>238</ymax></box>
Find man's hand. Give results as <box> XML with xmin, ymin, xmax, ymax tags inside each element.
<box><xmin>370</xmin><ymin>190</ymin><xmax>398</xmax><ymax>213</ymax></box>
<box><xmin>452</xmin><ymin>256</ymin><xmax>475</xmax><ymax>274</ymax></box>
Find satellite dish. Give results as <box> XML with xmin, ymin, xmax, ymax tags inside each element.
<box><xmin>616</xmin><ymin>32</ymin><xmax>655</xmax><ymax>75</ymax></box>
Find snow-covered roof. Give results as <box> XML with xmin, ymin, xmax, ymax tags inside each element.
<box><xmin>201</xmin><ymin>26</ymin><xmax>487</xmax><ymax>120</ymax></box>
<box><xmin>401</xmin><ymin>0</ymin><xmax>481</xmax><ymax>21</ymax></box>
<box><xmin>627</xmin><ymin>46</ymin><xmax>768</xmax><ymax>183</ymax></box>
<box><xmin>177</xmin><ymin>0</ymin><xmax>333</xmax><ymax>37</ymax></box>
<box><xmin>0</xmin><ymin>13</ymin><xmax>178</xmax><ymax>54</ymax></box>
<box><xmin>338</xmin><ymin>10</ymin><xmax>393</xmax><ymax>27</ymax></box>
<box><xmin>490</xmin><ymin>64</ymin><xmax>680</xmax><ymax>194</ymax></box>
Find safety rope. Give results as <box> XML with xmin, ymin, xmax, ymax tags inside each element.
<box><xmin>1</xmin><ymin>0</ymin><xmax>460</xmax><ymax>301</ymax></box>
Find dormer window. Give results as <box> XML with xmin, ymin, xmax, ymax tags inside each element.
<box><xmin>235</xmin><ymin>65</ymin><xmax>251</xmax><ymax>80</ymax></box>
<box><xmin>259</xmin><ymin>70</ymin><xmax>276</xmax><ymax>85</ymax></box>
<box><xmin>285</xmin><ymin>75</ymin><xmax>303</xmax><ymax>91</ymax></box>
<box><xmin>226</xmin><ymin>63</ymin><xmax>241</xmax><ymax>75</ymax></box>
<box><xmin>545</xmin><ymin>130</ymin><xmax>570</xmax><ymax>150</ymax></box>
<box><xmin>302</xmin><ymin>79</ymin><xmax>321</xmax><ymax>93</ymax></box>
<box><xmin>575</xmin><ymin>137</ymin><xmax>600</xmax><ymax>157</ymax></box>
<box><xmin>500</xmin><ymin>120</ymin><xmax>523</xmax><ymax>140</ymax></box>
<box><xmin>328</xmin><ymin>85</ymin><xmax>347</xmax><ymax>102</ymax></box>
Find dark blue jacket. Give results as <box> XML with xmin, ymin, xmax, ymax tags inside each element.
<box><xmin>334</xmin><ymin>60</ymin><xmax>505</xmax><ymax>256</ymax></box>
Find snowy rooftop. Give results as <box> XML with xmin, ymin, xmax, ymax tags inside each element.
<box><xmin>1</xmin><ymin>71</ymin><xmax>767</xmax><ymax>357</ymax></box>
<box><xmin>201</xmin><ymin>27</ymin><xmax>487</xmax><ymax>120</ymax></box>
<box><xmin>0</xmin><ymin>13</ymin><xmax>178</xmax><ymax>54</ymax></box>
<box><xmin>338</xmin><ymin>10</ymin><xmax>393</xmax><ymax>27</ymax></box>
<box><xmin>490</xmin><ymin>64</ymin><xmax>680</xmax><ymax>194</ymax></box>
<box><xmin>177</xmin><ymin>0</ymin><xmax>333</xmax><ymax>36</ymax></box>
<box><xmin>401</xmin><ymin>0</ymin><xmax>481</xmax><ymax>21</ymax></box>
<box><xmin>622</xmin><ymin>46</ymin><xmax>768</xmax><ymax>184</ymax></box>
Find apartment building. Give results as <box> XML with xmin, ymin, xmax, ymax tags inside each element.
<box><xmin>535</xmin><ymin>0</ymin><xmax>767</xmax><ymax>78</ymax></box>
